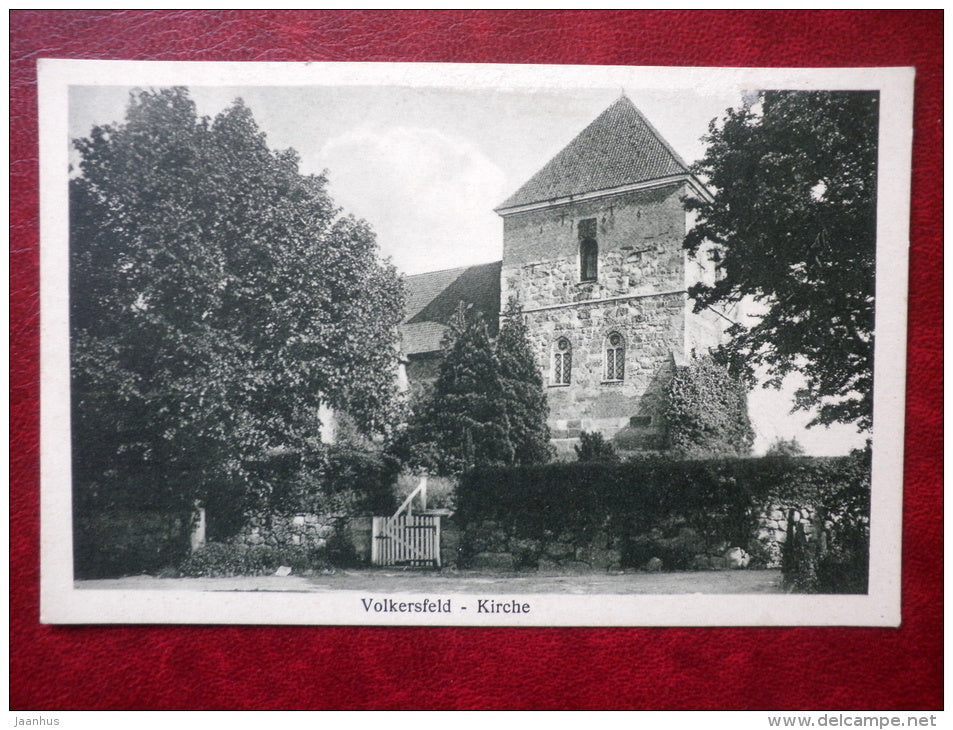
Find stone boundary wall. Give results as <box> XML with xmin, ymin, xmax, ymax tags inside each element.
<box><xmin>756</xmin><ymin>504</ymin><xmax>820</xmax><ymax>568</ymax></box>
<box><xmin>455</xmin><ymin>505</ymin><xmax>821</xmax><ymax>573</ymax></box>
<box><xmin>222</xmin><ymin>505</ymin><xmax>822</xmax><ymax>573</ymax></box>
<box><xmin>231</xmin><ymin>513</ymin><xmax>374</xmax><ymax>563</ymax></box>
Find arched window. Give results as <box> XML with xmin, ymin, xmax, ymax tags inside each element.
<box><xmin>604</xmin><ymin>332</ymin><xmax>625</xmax><ymax>381</ymax></box>
<box><xmin>552</xmin><ymin>338</ymin><xmax>572</xmax><ymax>386</ymax></box>
<box><xmin>580</xmin><ymin>238</ymin><xmax>598</xmax><ymax>281</ymax></box>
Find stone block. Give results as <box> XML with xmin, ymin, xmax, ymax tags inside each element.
<box><xmin>560</xmin><ymin>560</ymin><xmax>596</xmax><ymax>574</ymax></box>
<box><xmin>724</xmin><ymin>547</ymin><xmax>750</xmax><ymax>569</ymax></box>
<box><xmin>543</xmin><ymin>542</ymin><xmax>574</xmax><ymax>560</ymax></box>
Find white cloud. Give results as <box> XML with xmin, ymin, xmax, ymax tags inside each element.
<box><xmin>318</xmin><ymin>126</ymin><xmax>507</xmax><ymax>275</ymax></box>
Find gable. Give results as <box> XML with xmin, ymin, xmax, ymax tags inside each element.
<box><xmin>496</xmin><ymin>95</ymin><xmax>691</xmax><ymax>212</ymax></box>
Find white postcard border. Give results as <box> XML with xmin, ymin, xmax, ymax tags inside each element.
<box><xmin>38</xmin><ymin>60</ymin><xmax>913</xmax><ymax>626</ymax></box>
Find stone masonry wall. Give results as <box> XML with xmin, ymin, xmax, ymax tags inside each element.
<box><xmin>500</xmin><ymin>182</ymin><xmax>691</xmax><ymax>446</ymax></box>
<box><xmin>501</xmin><ymin>183</ymin><xmax>689</xmax><ymax>305</ymax></box>
<box><xmin>524</xmin><ymin>294</ymin><xmax>684</xmax><ymax>443</ymax></box>
<box><xmin>233</xmin><ymin>513</ymin><xmax>374</xmax><ymax>563</ymax></box>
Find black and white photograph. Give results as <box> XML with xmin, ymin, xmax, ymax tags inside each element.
<box><xmin>39</xmin><ymin>60</ymin><xmax>912</xmax><ymax>625</ymax></box>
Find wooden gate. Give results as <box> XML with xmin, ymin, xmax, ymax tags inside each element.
<box><xmin>372</xmin><ymin>514</ymin><xmax>441</xmax><ymax>567</ymax></box>
<box><xmin>372</xmin><ymin>476</ymin><xmax>441</xmax><ymax>568</ymax></box>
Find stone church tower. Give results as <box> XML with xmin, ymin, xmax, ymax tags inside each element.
<box><xmin>494</xmin><ymin>95</ymin><xmax>725</xmax><ymax>451</ymax></box>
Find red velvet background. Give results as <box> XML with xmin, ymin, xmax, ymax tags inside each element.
<box><xmin>10</xmin><ymin>10</ymin><xmax>942</xmax><ymax>710</ymax></box>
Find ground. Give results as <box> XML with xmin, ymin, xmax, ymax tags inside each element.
<box><xmin>77</xmin><ymin>568</ymin><xmax>784</xmax><ymax>594</ymax></box>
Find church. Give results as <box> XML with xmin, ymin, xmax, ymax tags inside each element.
<box><xmin>399</xmin><ymin>95</ymin><xmax>727</xmax><ymax>452</ymax></box>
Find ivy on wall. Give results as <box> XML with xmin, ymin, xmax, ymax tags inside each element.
<box><xmin>665</xmin><ymin>355</ymin><xmax>755</xmax><ymax>457</ymax></box>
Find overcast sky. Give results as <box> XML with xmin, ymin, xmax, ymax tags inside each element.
<box><xmin>68</xmin><ymin>81</ymin><xmax>869</xmax><ymax>456</ymax></box>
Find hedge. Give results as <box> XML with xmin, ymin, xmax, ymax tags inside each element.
<box><xmin>456</xmin><ymin>451</ymin><xmax>871</xmax><ymax>586</ymax></box>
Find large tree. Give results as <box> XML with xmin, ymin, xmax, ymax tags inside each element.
<box><xmin>684</xmin><ymin>91</ymin><xmax>879</xmax><ymax>431</ymax></box>
<box><xmin>70</xmin><ymin>88</ymin><xmax>404</xmax><ymax>520</ymax></box>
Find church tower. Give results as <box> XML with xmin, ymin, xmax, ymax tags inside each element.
<box><xmin>495</xmin><ymin>95</ymin><xmax>724</xmax><ymax>451</ymax></box>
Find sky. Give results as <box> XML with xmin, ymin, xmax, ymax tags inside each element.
<box><xmin>68</xmin><ymin>81</ymin><xmax>870</xmax><ymax>456</ymax></box>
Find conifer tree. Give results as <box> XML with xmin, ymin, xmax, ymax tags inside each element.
<box><xmin>497</xmin><ymin>298</ymin><xmax>553</xmax><ymax>464</ymax></box>
<box><xmin>424</xmin><ymin>303</ymin><xmax>513</xmax><ymax>472</ymax></box>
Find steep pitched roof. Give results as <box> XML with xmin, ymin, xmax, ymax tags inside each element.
<box><xmin>497</xmin><ymin>95</ymin><xmax>691</xmax><ymax>211</ymax></box>
<box><xmin>400</xmin><ymin>261</ymin><xmax>502</xmax><ymax>356</ymax></box>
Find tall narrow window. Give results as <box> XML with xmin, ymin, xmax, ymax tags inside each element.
<box><xmin>605</xmin><ymin>332</ymin><xmax>625</xmax><ymax>381</ymax></box>
<box><xmin>553</xmin><ymin>338</ymin><xmax>572</xmax><ymax>385</ymax></box>
<box><xmin>579</xmin><ymin>218</ymin><xmax>598</xmax><ymax>282</ymax></box>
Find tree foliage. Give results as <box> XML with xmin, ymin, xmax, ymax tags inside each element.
<box><xmin>70</xmin><ymin>87</ymin><xmax>404</xmax><ymax>519</ymax></box>
<box><xmin>393</xmin><ymin>300</ymin><xmax>552</xmax><ymax>475</ymax></box>
<box><xmin>665</xmin><ymin>355</ymin><xmax>754</xmax><ymax>458</ymax></box>
<box><xmin>684</xmin><ymin>91</ymin><xmax>879</xmax><ymax>430</ymax></box>
<box><xmin>412</xmin><ymin>304</ymin><xmax>512</xmax><ymax>473</ymax></box>
<box><xmin>574</xmin><ymin>431</ymin><xmax>619</xmax><ymax>463</ymax></box>
<box><xmin>765</xmin><ymin>437</ymin><xmax>805</xmax><ymax>457</ymax></box>
<box><xmin>496</xmin><ymin>298</ymin><xmax>553</xmax><ymax>465</ymax></box>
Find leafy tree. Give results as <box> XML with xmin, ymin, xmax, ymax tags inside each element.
<box><xmin>684</xmin><ymin>91</ymin><xmax>879</xmax><ymax>431</ymax></box>
<box><xmin>497</xmin><ymin>298</ymin><xmax>554</xmax><ymax>465</ymax></box>
<box><xmin>765</xmin><ymin>437</ymin><xmax>805</xmax><ymax>457</ymax></box>
<box><xmin>665</xmin><ymin>355</ymin><xmax>754</xmax><ymax>458</ymax></box>
<box><xmin>70</xmin><ymin>88</ymin><xmax>404</xmax><ymax>526</ymax></box>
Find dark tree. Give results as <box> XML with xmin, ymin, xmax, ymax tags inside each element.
<box><xmin>393</xmin><ymin>299</ymin><xmax>554</xmax><ymax>475</ymax></box>
<box><xmin>497</xmin><ymin>298</ymin><xmax>553</xmax><ymax>465</ymax></box>
<box><xmin>70</xmin><ymin>88</ymin><xmax>404</xmax><ymax>522</ymax></box>
<box><xmin>574</xmin><ymin>431</ymin><xmax>619</xmax><ymax>463</ymax></box>
<box><xmin>684</xmin><ymin>91</ymin><xmax>879</xmax><ymax>431</ymax></box>
<box><xmin>418</xmin><ymin>303</ymin><xmax>513</xmax><ymax>473</ymax></box>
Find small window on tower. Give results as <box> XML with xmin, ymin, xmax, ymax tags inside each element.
<box><xmin>552</xmin><ymin>338</ymin><xmax>572</xmax><ymax>386</ymax></box>
<box><xmin>579</xmin><ymin>218</ymin><xmax>598</xmax><ymax>282</ymax></box>
<box><xmin>605</xmin><ymin>332</ymin><xmax>625</xmax><ymax>382</ymax></box>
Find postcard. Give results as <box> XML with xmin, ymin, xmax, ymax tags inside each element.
<box><xmin>38</xmin><ymin>59</ymin><xmax>912</xmax><ymax>625</ymax></box>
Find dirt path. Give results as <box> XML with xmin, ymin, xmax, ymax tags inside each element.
<box><xmin>77</xmin><ymin>568</ymin><xmax>784</xmax><ymax>594</ymax></box>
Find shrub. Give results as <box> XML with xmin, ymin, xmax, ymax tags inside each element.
<box><xmin>779</xmin><ymin>447</ymin><xmax>870</xmax><ymax>593</ymax></box>
<box><xmin>574</xmin><ymin>431</ymin><xmax>619</xmax><ymax>463</ymax></box>
<box><xmin>665</xmin><ymin>355</ymin><xmax>754</xmax><ymax>457</ymax></box>
<box><xmin>294</xmin><ymin>446</ymin><xmax>399</xmax><ymax>516</ymax></box>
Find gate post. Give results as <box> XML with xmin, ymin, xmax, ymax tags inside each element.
<box><xmin>371</xmin><ymin>516</ymin><xmax>380</xmax><ymax>565</ymax></box>
<box><xmin>190</xmin><ymin>501</ymin><xmax>206</xmax><ymax>553</ymax></box>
